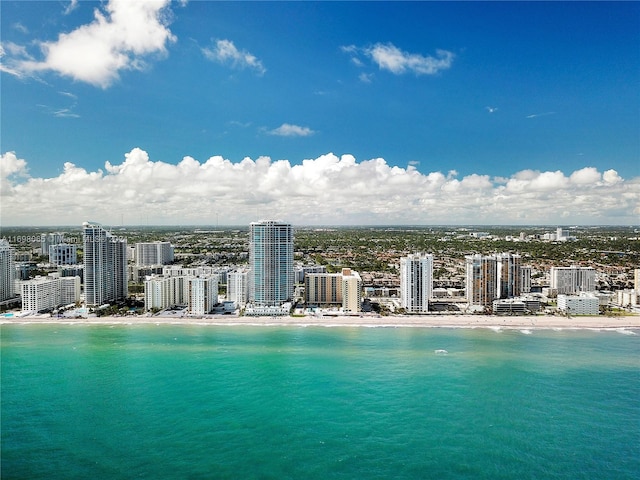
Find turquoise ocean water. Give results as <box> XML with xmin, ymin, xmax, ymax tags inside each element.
<box><xmin>1</xmin><ymin>325</ymin><xmax>639</xmax><ymax>479</ymax></box>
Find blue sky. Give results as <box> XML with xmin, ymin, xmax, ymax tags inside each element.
<box><xmin>1</xmin><ymin>1</ymin><xmax>639</xmax><ymax>226</ymax></box>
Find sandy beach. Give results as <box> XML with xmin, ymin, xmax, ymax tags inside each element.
<box><xmin>2</xmin><ymin>313</ymin><xmax>639</xmax><ymax>330</ymax></box>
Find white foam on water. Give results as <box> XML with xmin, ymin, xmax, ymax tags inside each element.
<box><xmin>616</xmin><ymin>328</ymin><xmax>636</xmax><ymax>335</ymax></box>
<box><xmin>520</xmin><ymin>329</ymin><xmax>532</xmax><ymax>335</ymax></box>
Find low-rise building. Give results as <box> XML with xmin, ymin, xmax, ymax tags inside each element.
<box><xmin>557</xmin><ymin>293</ymin><xmax>599</xmax><ymax>315</ymax></box>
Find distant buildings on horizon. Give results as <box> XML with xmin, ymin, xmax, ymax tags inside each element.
<box><xmin>1</xmin><ymin>224</ymin><xmax>638</xmax><ymax>316</ymax></box>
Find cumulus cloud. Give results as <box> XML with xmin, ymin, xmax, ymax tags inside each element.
<box><xmin>1</xmin><ymin>148</ymin><xmax>638</xmax><ymax>226</ymax></box>
<box><xmin>343</xmin><ymin>42</ymin><xmax>454</xmax><ymax>76</ymax></box>
<box><xmin>1</xmin><ymin>0</ymin><xmax>176</xmax><ymax>88</ymax></box>
<box><xmin>202</xmin><ymin>39</ymin><xmax>265</xmax><ymax>75</ymax></box>
<box><xmin>266</xmin><ymin>124</ymin><xmax>315</xmax><ymax>137</ymax></box>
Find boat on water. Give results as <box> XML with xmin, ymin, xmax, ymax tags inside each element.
<box><xmin>434</xmin><ymin>349</ymin><xmax>448</xmax><ymax>355</ymax></box>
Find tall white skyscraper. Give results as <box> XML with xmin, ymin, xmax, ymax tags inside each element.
<box><xmin>400</xmin><ymin>253</ymin><xmax>434</xmax><ymax>313</ymax></box>
<box><xmin>249</xmin><ymin>221</ymin><xmax>294</xmax><ymax>306</ymax></box>
<box><xmin>83</xmin><ymin>222</ymin><xmax>128</xmax><ymax>305</ymax></box>
<box><xmin>0</xmin><ymin>239</ymin><xmax>16</xmax><ymax>302</ymax></box>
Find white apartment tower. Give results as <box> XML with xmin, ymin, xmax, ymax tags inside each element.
<box><xmin>341</xmin><ymin>268</ymin><xmax>362</xmax><ymax>313</ymax></box>
<box><xmin>227</xmin><ymin>270</ymin><xmax>249</xmax><ymax>306</ymax></box>
<box><xmin>550</xmin><ymin>266</ymin><xmax>596</xmax><ymax>294</ymax></box>
<box><xmin>400</xmin><ymin>253</ymin><xmax>434</xmax><ymax>313</ymax></box>
<box><xmin>188</xmin><ymin>277</ymin><xmax>218</xmax><ymax>315</ymax></box>
<box><xmin>249</xmin><ymin>221</ymin><xmax>294</xmax><ymax>306</ymax></box>
<box><xmin>0</xmin><ymin>239</ymin><xmax>16</xmax><ymax>301</ymax></box>
<box><xmin>83</xmin><ymin>222</ymin><xmax>128</xmax><ymax>305</ymax></box>
<box><xmin>135</xmin><ymin>242</ymin><xmax>174</xmax><ymax>266</ymax></box>
<box><xmin>21</xmin><ymin>275</ymin><xmax>81</xmax><ymax>313</ymax></box>
<box><xmin>465</xmin><ymin>254</ymin><xmax>498</xmax><ymax>308</ymax></box>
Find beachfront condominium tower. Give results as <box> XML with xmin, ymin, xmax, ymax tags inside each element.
<box><xmin>341</xmin><ymin>268</ymin><xmax>362</xmax><ymax>313</ymax></box>
<box><xmin>83</xmin><ymin>222</ymin><xmax>128</xmax><ymax>306</ymax></box>
<box><xmin>496</xmin><ymin>253</ymin><xmax>521</xmax><ymax>299</ymax></box>
<box><xmin>227</xmin><ymin>270</ymin><xmax>249</xmax><ymax>306</ymax></box>
<box><xmin>0</xmin><ymin>239</ymin><xmax>16</xmax><ymax>302</ymax></box>
<box><xmin>400</xmin><ymin>253</ymin><xmax>434</xmax><ymax>313</ymax></box>
<box><xmin>465</xmin><ymin>254</ymin><xmax>498</xmax><ymax>309</ymax></box>
<box><xmin>249</xmin><ymin>221</ymin><xmax>294</xmax><ymax>306</ymax></box>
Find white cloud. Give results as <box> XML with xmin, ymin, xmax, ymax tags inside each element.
<box><xmin>13</xmin><ymin>23</ymin><xmax>29</xmax><ymax>34</ymax></box>
<box><xmin>526</xmin><ymin>112</ymin><xmax>556</xmax><ymax>119</ymax></box>
<box><xmin>343</xmin><ymin>42</ymin><xmax>454</xmax><ymax>76</ymax></box>
<box><xmin>266</xmin><ymin>124</ymin><xmax>315</xmax><ymax>137</ymax></box>
<box><xmin>1</xmin><ymin>149</ymin><xmax>638</xmax><ymax>226</ymax></box>
<box><xmin>64</xmin><ymin>0</ymin><xmax>79</xmax><ymax>15</ymax></box>
<box><xmin>570</xmin><ymin>167</ymin><xmax>601</xmax><ymax>185</ymax></box>
<box><xmin>0</xmin><ymin>151</ymin><xmax>29</xmax><ymax>197</ymax></box>
<box><xmin>359</xmin><ymin>72</ymin><xmax>373</xmax><ymax>83</ymax></box>
<box><xmin>202</xmin><ymin>39</ymin><xmax>265</xmax><ymax>75</ymax></box>
<box><xmin>2</xmin><ymin>0</ymin><xmax>176</xmax><ymax>88</ymax></box>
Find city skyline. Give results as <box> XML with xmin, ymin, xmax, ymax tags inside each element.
<box><xmin>1</xmin><ymin>1</ymin><xmax>639</xmax><ymax>226</ymax></box>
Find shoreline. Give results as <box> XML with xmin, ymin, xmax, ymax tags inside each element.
<box><xmin>2</xmin><ymin>314</ymin><xmax>639</xmax><ymax>331</ymax></box>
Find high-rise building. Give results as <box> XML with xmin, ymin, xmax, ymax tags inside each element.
<box><xmin>188</xmin><ymin>277</ymin><xmax>218</xmax><ymax>315</ymax></box>
<box><xmin>0</xmin><ymin>239</ymin><xmax>16</xmax><ymax>302</ymax></box>
<box><xmin>21</xmin><ymin>275</ymin><xmax>80</xmax><ymax>313</ymax></box>
<box><xmin>496</xmin><ymin>253</ymin><xmax>521</xmax><ymax>299</ymax></box>
<box><xmin>550</xmin><ymin>266</ymin><xmax>596</xmax><ymax>294</ymax></box>
<box><xmin>83</xmin><ymin>222</ymin><xmax>128</xmax><ymax>305</ymax></box>
<box><xmin>49</xmin><ymin>243</ymin><xmax>77</xmax><ymax>265</ymax></box>
<box><xmin>249</xmin><ymin>221</ymin><xmax>294</xmax><ymax>306</ymax></box>
<box><xmin>144</xmin><ymin>275</ymin><xmax>190</xmax><ymax>312</ymax></box>
<box><xmin>520</xmin><ymin>266</ymin><xmax>532</xmax><ymax>294</ymax></box>
<box><xmin>41</xmin><ymin>233</ymin><xmax>66</xmax><ymax>257</ymax></box>
<box><xmin>305</xmin><ymin>272</ymin><xmax>343</xmax><ymax>305</ymax></box>
<box><xmin>227</xmin><ymin>270</ymin><xmax>249</xmax><ymax>306</ymax></box>
<box><xmin>465</xmin><ymin>254</ymin><xmax>498</xmax><ymax>308</ymax></box>
<box><xmin>135</xmin><ymin>242</ymin><xmax>174</xmax><ymax>266</ymax></box>
<box><xmin>400</xmin><ymin>253</ymin><xmax>433</xmax><ymax>313</ymax></box>
<box><xmin>341</xmin><ymin>268</ymin><xmax>362</xmax><ymax>313</ymax></box>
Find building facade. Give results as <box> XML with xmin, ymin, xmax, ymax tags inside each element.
<box><xmin>400</xmin><ymin>253</ymin><xmax>433</xmax><ymax>313</ymax></box>
<box><xmin>249</xmin><ymin>221</ymin><xmax>294</xmax><ymax>306</ymax></box>
<box><xmin>83</xmin><ymin>222</ymin><xmax>128</xmax><ymax>305</ymax></box>
<box><xmin>188</xmin><ymin>277</ymin><xmax>218</xmax><ymax>315</ymax></box>
<box><xmin>49</xmin><ymin>243</ymin><xmax>77</xmax><ymax>265</ymax></box>
<box><xmin>341</xmin><ymin>268</ymin><xmax>362</xmax><ymax>313</ymax></box>
<box><xmin>496</xmin><ymin>253</ymin><xmax>521</xmax><ymax>299</ymax></box>
<box><xmin>135</xmin><ymin>242</ymin><xmax>174</xmax><ymax>266</ymax></box>
<box><xmin>227</xmin><ymin>270</ymin><xmax>249</xmax><ymax>306</ymax></box>
<box><xmin>557</xmin><ymin>293</ymin><xmax>599</xmax><ymax>315</ymax></box>
<box><xmin>550</xmin><ymin>266</ymin><xmax>596</xmax><ymax>295</ymax></box>
<box><xmin>21</xmin><ymin>275</ymin><xmax>81</xmax><ymax>313</ymax></box>
<box><xmin>0</xmin><ymin>239</ymin><xmax>16</xmax><ymax>302</ymax></box>
<box><xmin>465</xmin><ymin>254</ymin><xmax>498</xmax><ymax>308</ymax></box>
<box><xmin>305</xmin><ymin>272</ymin><xmax>343</xmax><ymax>305</ymax></box>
